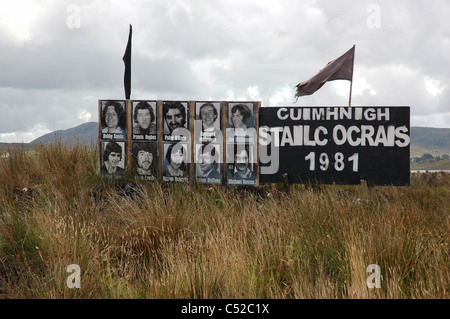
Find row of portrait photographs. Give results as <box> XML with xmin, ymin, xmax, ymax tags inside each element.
<box><xmin>226</xmin><ymin>143</ymin><xmax>256</xmax><ymax>186</ymax></box>
<box><xmin>100</xmin><ymin>140</ymin><xmax>255</xmax><ymax>185</ymax></box>
<box><xmin>100</xmin><ymin>100</ymin><xmax>257</xmax><ymax>141</ymax></box>
<box><xmin>100</xmin><ymin>100</ymin><xmax>127</xmax><ymax>140</ymax></box>
<box><xmin>101</xmin><ymin>141</ymin><xmax>126</xmax><ymax>177</ymax></box>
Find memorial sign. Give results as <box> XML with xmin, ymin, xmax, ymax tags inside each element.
<box><xmin>259</xmin><ymin>106</ymin><xmax>410</xmax><ymax>186</ymax></box>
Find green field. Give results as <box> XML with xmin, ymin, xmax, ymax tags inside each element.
<box><xmin>0</xmin><ymin>143</ymin><xmax>448</xmax><ymax>299</ymax></box>
<box><xmin>411</xmin><ymin>158</ymin><xmax>450</xmax><ymax>170</ymax></box>
<box><xmin>410</xmin><ymin>143</ymin><xmax>450</xmax><ymax>159</ymax></box>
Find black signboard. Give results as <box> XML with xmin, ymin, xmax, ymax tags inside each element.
<box><xmin>259</xmin><ymin>106</ymin><xmax>410</xmax><ymax>186</ymax></box>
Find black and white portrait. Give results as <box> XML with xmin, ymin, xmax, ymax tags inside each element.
<box><xmin>162</xmin><ymin>142</ymin><xmax>189</xmax><ymax>182</ymax></box>
<box><xmin>132</xmin><ymin>142</ymin><xmax>157</xmax><ymax>181</ymax></box>
<box><xmin>100</xmin><ymin>100</ymin><xmax>126</xmax><ymax>140</ymax></box>
<box><xmin>195</xmin><ymin>142</ymin><xmax>221</xmax><ymax>184</ymax></box>
<box><xmin>101</xmin><ymin>141</ymin><xmax>126</xmax><ymax>177</ymax></box>
<box><xmin>132</xmin><ymin>101</ymin><xmax>157</xmax><ymax>141</ymax></box>
<box><xmin>226</xmin><ymin>102</ymin><xmax>256</xmax><ymax>144</ymax></box>
<box><xmin>227</xmin><ymin>102</ymin><xmax>255</xmax><ymax>130</ymax></box>
<box><xmin>163</xmin><ymin>101</ymin><xmax>189</xmax><ymax>141</ymax></box>
<box><xmin>227</xmin><ymin>143</ymin><xmax>255</xmax><ymax>185</ymax></box>
<box><xmin>195</xmin><ymin>101</ymin><xmax>221</xmax><ymax>143</ymax></box>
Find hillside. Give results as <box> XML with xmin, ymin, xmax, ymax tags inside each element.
<box><xmin>410</xmin><ymin>127</ymin><xmax>450</xmax><ymax>148</ymax></box>
<box><xmin>30</xmin><ymin>122</ymin><xmax>98</xmax><ymax>146</ymax></box>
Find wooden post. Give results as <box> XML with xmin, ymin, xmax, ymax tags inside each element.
<box><xmin>157</xmin><ymin>100</ymin><xmax>163</xmax><ymax>183</ymax></box>
<box><xmin>283</xmin><ymin>173</ymin><xmax>290</xmax><ymax>195</ymax></box>
<box><xmin>98</xmin><ymin>100</ymin><xmax>102</xmax><ymax>173</ymax></box>
<box><xmin>222</xmin><ymin>101</ymin><xmax>228</xmax><ymax>185</ymax></box>
<box><xmin>126</xmin><ymin>99</ymin><xmax>132</xmax><ymax>173</ymax></box>
<box><xmin>189</xmin><ymin>100</ymin><xmax>195</xmax><ymax>188</ymax></box>
<box><xmin>254</xmin><ymin>101</ymin><xmax>261</xmax><ymax>187</ymax></box>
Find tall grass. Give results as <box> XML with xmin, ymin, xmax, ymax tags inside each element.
<box><xmin>0</xmin><ymin>142</ymin><xmax>448</xmax><ymax>298</ymax></box>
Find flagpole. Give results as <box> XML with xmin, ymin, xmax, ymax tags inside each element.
<box><xmin>348</xmin><ymin>44</ymin><xmax>355</xmax><ymax>107</ymax></box>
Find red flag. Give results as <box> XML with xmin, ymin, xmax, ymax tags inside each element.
<box><xmin>295</xmin><ymin>45</ymin><xmax>355</xmax><ymax>98</ymax></box>
<box><xmin>123</xmin><ymin>24</ymin><xmax>132</xmax><ymax>99</ymax></box>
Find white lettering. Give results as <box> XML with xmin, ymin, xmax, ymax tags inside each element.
<box><xmin>314</xmin><ymin>126</ymin><xmax>328</xmax><ymax>146</ymax></box>
<box><xmin>395</xmin><ymin>126</ymin><xmax>410</xmax><ymax>147</ymax></box>
<box><xmin>290</xmin><ymin>108</ymin><xmax>302</xmax><ymax>120</ymax></box>
<box><xmin>277</xmin><ymin>107</ymin><xmax>289</xmax><ymax>120</ymax></box>
<box><xmin>303</xmin><ymin>126</ymin><xmax>316</xmax><ymax>146</ymax></box>
<box><xmin>280</xmin><ymin>127</ymin><xmax>294</xmax><ymax>147</ymax></box>
<box><xmin>333</xmin><ymin>125</ymin><xmax>347</xmax><ymax>145</ymax></box>
<box><xmin>364</xmin><ymin>108</ymin><xmax>377</xmax><ymax>121</ymax></box>
<box><xmin>347</xmin><ymin>126</ymin><xmax>361</xmax><ymax>146</ymax></box>
<box><xmin>361</xmin><ymin>125</ymin><xmax>375</xmax><ymax>146</ymax></box>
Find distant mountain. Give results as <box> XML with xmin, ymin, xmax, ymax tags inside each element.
<box><xmin>30</xmin><ymin>122</ymin><xmax>98</xmax><ymax>146</ymax></box>
<box><xmin>410</xmin><ymin>127</ymin><xmax>450</xmax><ymax>158</ymax></box>
<box><xmin>411</xmin><ymin>127</ymin><xmax>450</xmax><ymax>148</ymax></box>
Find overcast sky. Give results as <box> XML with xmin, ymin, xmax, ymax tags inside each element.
<box><xmin>0</xmin><ymin>0</ymin><xmax>449</xmax><ymax>143</ymax></box>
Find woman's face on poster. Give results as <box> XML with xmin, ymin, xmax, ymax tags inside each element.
<box><xmin>170</xmin><ymin>148</ymin><xmax>184</xmax><ymax>170</ymax></box>
<box><xmin>105</xmin><ymin>105</ymin><xmax>119</xmax><ymax>129</ymax></box>
<box><xmin>231</xmin><ymin>109</ymin><xmax>245</xmax><ymax>128</ymax></box>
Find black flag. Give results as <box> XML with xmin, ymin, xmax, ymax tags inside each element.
<box><xmin>123</xmin><ymin>24</ymin><xmax>132</xmax><ymax>99</ymax></box>
<box><xmin>295</xmin><ymin>45</ymin><xmax>355</xmax><ymax>99</ymax></box>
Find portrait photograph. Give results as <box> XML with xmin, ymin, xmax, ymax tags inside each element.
<box><xmin>226</xmin><ymin>143</ymin><xmax>255</xmax><ymax>186</ymax></box>
<box><xmin>100</xmin><ymin>100</ymin><xmax>127</xmax><ymax>140</ymax></box>
<box><xmin>132</xmin><ymin>141</ymin><xmax>157</xmax><ymax>181</ymax></box>
<box><xmin>227</xmin><ymin>102</ymin><xmax>255</xmax><ymax>130</ymax></box>
<box><xmin>132</xmin><ymin>100</ymin><xmax>157</xmax><ymax>141</ymax></box>
<box><xmin>163</xmin><ymin>101</ymin><xmax>189</xmax><ymax>141</ymax></box>
<box><xmin>195</xmin><ymin>142</ymin><xmax>222</xmax><ymax>185</ymax></box>
<box><xmin>195</xmin><ymin>101</ymin><xmax>222</xmax><ymax>132</ymax></box>
<box><xmin>100</xmin><ymin>141</ymin><xmax>126</xmax><ymax>177</ymax></box>
<box><xmin>162</xmin><ymin>142</ymin><xmax>189</xmax><ymax>183</ymax></box>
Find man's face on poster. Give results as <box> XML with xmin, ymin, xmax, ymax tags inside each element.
<box><xmin>137</xmin><ymin>109</ymin><xmax>151</xmax><ymax>130</ymax></box>
<box><xmin>137</xmin><ymin>150</ymin><xmax>153</xmax><ymax>171</ymax></box>
<box><xmin>201</xmin><ymin>105</ymin><xmax>216</xmax><ymax>128</ymax></box>
<box><xmin>108</xmin><ymin>152</ymin><xmax>121</xmax><ymax>168</ymax></box>
<box><xmin>235</xmin><ymin>150</ymin><xmax>249</xmax><ymax>172</ymax></box>
<box><xmin>199</xmin><ymin>150</ymin><xmax>215</xmax><ymax>172</ymax></box>
<box><xmin>166</xmin><ymin>108</ymin><xmax>185</xmax><ymax>132</ymax></box>
<box><xmin>105</xmin><ymin>105</ymin><xmax>119</xmax><ymax>129</ymax></box>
